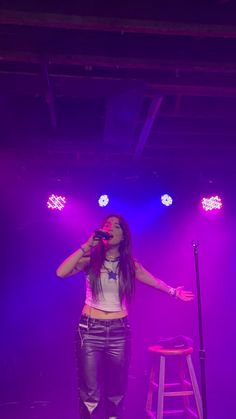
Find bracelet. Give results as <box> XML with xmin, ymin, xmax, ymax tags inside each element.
<box><xmin>168</xmin><ymin>287</ymin><xmax>177</xmax><ymax>297</ymax></box>
<box><xmin>80</xmin><ymin>246</ymin><xmax>87</xmax><ymax>254</ymax></box>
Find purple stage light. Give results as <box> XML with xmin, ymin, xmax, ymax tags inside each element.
<box><xmin>161</xmin><ymin>194</ymin><xmax>173</xmax><ymax>207</ymax></box>
<box><xmin>201</xmin><ymin>195</ymin><xmax>222</xmax><ymax>211</ymax></box>
<box><xmin>47</xmin><ymin>194</ymin><xmax>66</xmax><ymax>211</ymax></box>
<box><xmin>98</xmin><ymin>194</ymin><xmax>109</xmax><ymax>207</ymax></box>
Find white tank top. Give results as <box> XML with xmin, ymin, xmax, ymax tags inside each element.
<box><xmin>85</xmin><ymin>259</ymin><xmax>126</xmax><ymax>312</ymax></box>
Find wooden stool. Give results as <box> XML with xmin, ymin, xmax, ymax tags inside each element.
<box><xmin>146</xmin><ymin>345</ymin><xmax>203</xmax><ymax>418</ymax></box>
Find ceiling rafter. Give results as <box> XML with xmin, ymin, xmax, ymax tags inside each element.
<box><xmin>1</xmin><ymin>51</ymin><xmax>236</xmax><ymax>74</ymax></box>
<box><xmin>1</xmin><ymin>9</ymin><xmax>236</xmax><ymax>39</ymax></box>
<box><xmin>1</xmin><ymin>70</ymin><xmax>236</xmax><ymax>98</ymax></box>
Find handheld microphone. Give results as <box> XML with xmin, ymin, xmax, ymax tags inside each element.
<box><xmin>94</xmin><ymin>230</ymin><xmax>112</xmax><ymax>240</ymax></box>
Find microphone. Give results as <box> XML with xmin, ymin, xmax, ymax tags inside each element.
<box><xmin>94</xmin><ymin>230</ymin><xmax>112</xmax><ymax>240</ymax></box>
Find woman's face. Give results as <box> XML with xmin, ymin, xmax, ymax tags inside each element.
<box><xmin>103</xmin><ymin>216</ymin><xmax>124</xmax><ymax>246</ymax></box>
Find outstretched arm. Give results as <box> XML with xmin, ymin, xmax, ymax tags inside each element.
<box><xmin>135</xmin><ymin>261</ymin><xmax>194</xmax><ymax>302</ymax></box>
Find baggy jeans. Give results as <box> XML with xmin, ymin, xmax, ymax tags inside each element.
<box><xmin>77</xmin><ymin>315</ymin><xmax>131</xmax><ymax>419</ymax></box>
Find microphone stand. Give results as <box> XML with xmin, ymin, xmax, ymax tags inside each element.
<box><xmin>192</xmin><ymin>240</ymin><xmax>207</xmax><ymax>419</ymax></box>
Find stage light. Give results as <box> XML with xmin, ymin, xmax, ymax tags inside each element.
<box><xmin>47</xmin><ymin>194</ymin><xmax>66</xmax><ymax>211</ymax></box>
<box><xmin>161</xmin><ymin>194</ymin><xmax>173</xmax><ymax>206</ymax></box>
<box><xmin>201</xmin><ymin>195</ymin><xmax>222</xmax><ymax>211</ymax></box>
<box><xmin>98</xmin><ymin>194</ymin><xmax>109</xmax><ymax>207</ymax></box>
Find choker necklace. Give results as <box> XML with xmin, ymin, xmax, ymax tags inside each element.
<box><xmin>105</xmin><ymin>256</ymin><xmax>120</xmax><ymax>262</ymax></box>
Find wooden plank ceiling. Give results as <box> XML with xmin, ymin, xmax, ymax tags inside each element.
<box><xmin>0</xmin><ymin>1</ymin><xmax>236</xmax><ymax>173</ymax></box>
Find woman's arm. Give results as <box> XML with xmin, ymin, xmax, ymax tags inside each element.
<box><xmin>56</xmin><ymin>246</ymin><xmax>90</xmax><ymax>278</ymax></box>
<box><xmin>135</xmin><ymin>261</ymin><xmax>194</xmax><ymax>301</ymax></box>
<box><xmin>56</xmin><ymin>233</ymin><xmax>97</xmax><ymax>278</ymax></box>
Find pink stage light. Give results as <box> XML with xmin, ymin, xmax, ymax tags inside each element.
<box><xmin>201</xmin><ymin>195</ymin><xmax>222</xmax><ymax>211</ymax></box>
<box><xmin>47</xmin><ymin>194</ymin><xmax>66</xmax><ymax>211</ymax></box>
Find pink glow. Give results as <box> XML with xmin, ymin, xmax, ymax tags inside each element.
<box><xmin>47</xmin><ymin>194</ymin><xmax>66</xmax><ymax>211</ymax></box>
<box><xmin>201</xmin><ymin>195</ymin><xmax>223</xmax><ymax>211</ymax></box>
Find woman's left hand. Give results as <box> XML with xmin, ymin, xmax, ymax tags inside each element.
<box><xmin>176</xmin><ymin>286</ymin><xmax>194</xmax><ymax>301</ymax></box>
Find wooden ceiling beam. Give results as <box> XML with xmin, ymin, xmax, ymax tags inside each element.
<box><xmin>1</xmin><ymin>50</ymin><xmax>236</xmax><ymax>74</ymax></box>
<box><xmin>1</xmin><ymin>69</ymin><xmax>236</xmax><ymax>98</ymax></box>
<box><xmin>1</xmin><ymin>9</ymin><xmax>236</xmax><ymax>39</ymax></box>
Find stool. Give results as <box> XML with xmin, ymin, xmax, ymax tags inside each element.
<box><xmin>146</xmin><ymin>345</ymin><xmax>203</xmax><ymax>418</ymax></box>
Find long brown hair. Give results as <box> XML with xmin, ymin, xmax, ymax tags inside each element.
<box><xmin>87</xmin><ymin>214</ymin><xmax>136</xmax><ymax>304</ymax></box>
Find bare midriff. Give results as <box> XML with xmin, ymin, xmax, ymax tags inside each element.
<box><xmin>82</xmin><ymin>304</ymin><xmax>128</xmax><ymax>319</ymax></box>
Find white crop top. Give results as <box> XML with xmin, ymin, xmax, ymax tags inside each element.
<box><xmin>85</xmin><ymin>259</ymin><xmax>126</xmax><ymax>312</ymax></box>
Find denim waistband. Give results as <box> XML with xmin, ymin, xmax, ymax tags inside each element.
<box><xmin>80</xmin><ymin>314</ymin><xmax>129</xmax><ymax>327</ymax></box>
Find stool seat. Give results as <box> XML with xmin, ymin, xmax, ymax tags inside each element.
<box><xmin>149</xmin><ymin>345</ymin><xmax>193</xmax><ymax>356</ymax></box>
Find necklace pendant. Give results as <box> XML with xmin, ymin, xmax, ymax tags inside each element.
<box><xmin>108</xmin><ymin>270</ymin><xmax>118</xmax><ymax>280</ymax></box>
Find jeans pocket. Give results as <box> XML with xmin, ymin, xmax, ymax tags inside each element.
<box><xmin>78</xmin><ymin>318</ymin><xmax>90</xmax><ymax>347</ymax></box>
<box><xmin>121</xmin><ymin>318</ymin><xmax>131</xmax><ymax>330</ymax></box>
<box><xmin>109</xmin><ymin>322</ymin><xmax>131</xmax><ymax>339</ymax></box>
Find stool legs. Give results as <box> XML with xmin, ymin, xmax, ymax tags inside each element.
<box><xmin>157</xmin><ymin>356</ymin><xmax>165</xmax><ymax>419</ymax></box>
<box><xmin>178</xmin><ymin>356</ymin><xmax>191</xmax><ymax>416</ymax></box>
<box><xmin>146</xmin><ymin>358</ymin><xmax>157</xmax><ymax>413</ymax></box>
<box><xmin>186</xmin><ymin>355</ymin><xmax>203</xmax><ymax>419</ymax></box>
<box><xmin>146</xmin><ymin>350</ymin><xmax>202</xmax><ymax>419</ymax></box>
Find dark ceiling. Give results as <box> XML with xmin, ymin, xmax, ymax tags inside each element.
<box><xmin>1</xmin><ymin>1</ymin><xmax>236</xmax><ymax>177</ymax></box>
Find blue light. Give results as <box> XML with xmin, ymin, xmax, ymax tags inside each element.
<box><xmin>98</xmin><ymin>194</ymin><xmax>109</xmax><ymax>207</ymax></box>
<box><xmin>161</xmin><ymin>194</ymin><xmax>173</xmax><ymax>207</ymax></box>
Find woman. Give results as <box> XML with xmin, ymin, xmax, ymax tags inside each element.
<box><xmin>56</xmin><ymin>214</ymin><xmax>194</xmax><ymax>419</ymax></box>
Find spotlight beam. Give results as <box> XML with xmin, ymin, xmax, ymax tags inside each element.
<box><xmin>135</xmin><ymin>96</ymin><xmax>163</xmax><ymax>160</ymax></box>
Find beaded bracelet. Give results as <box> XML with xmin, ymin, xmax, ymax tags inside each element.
<box><xmin>168</xmin><ymin>287</ymin><xmax>177</xmax><ymax>297</ymax></box>
<box><xmin>80</xmin><ymin>246</ymin><xmax>86</xmax><ymax>254</ymax></box>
